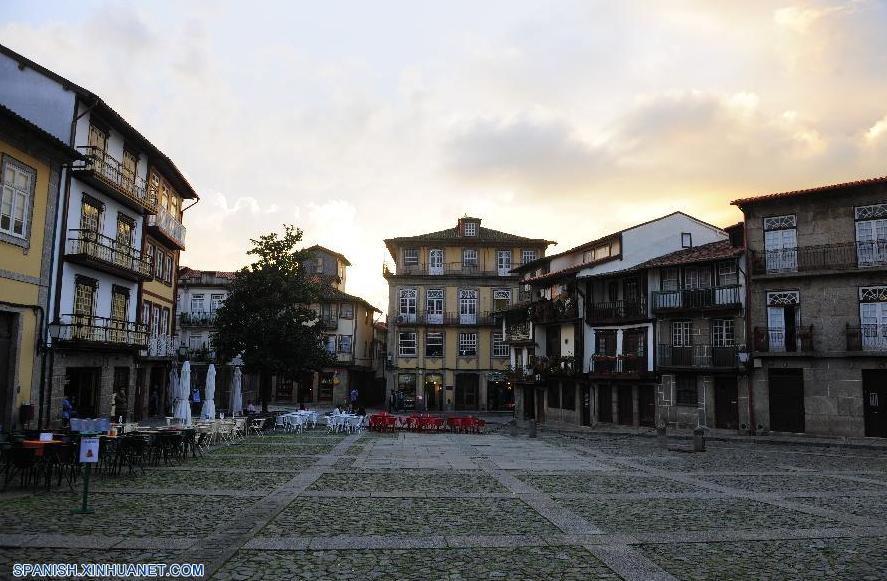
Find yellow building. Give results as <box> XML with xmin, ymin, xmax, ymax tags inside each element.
<box><xmin>136</xmin><ymin>162</ymin><xmax>198</xmax><ymax>418</ymax></box>
<box><xmin>0</xmin><ymin>105</ymin><xmax>80</xmax><ymax>430</ymax></box>
<box><xmin>383</xmin><ymin>216</ymin><xmax>552</xmax><ymax>411</ymax></box>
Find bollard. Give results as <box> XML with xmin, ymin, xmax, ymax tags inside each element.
<box><xmin>528</xmin><ymin>419</ymin><xmax>537</xmax><ymax>438</ymax></box>
<box><xmin>656</xmin><ymin>425</ymin><xmax>668</xmax><ymax>449</ymax></box>
<box><xmin>693</xmin><ymin>427</ymin><xmax>706</xmax><ymax>452</ymax></box>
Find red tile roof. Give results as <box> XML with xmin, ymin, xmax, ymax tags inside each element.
<box><xmin>636</xmin><ymin>240</ymin><xmax>742</xmax><ymax>269</ymax></box>
<box><xmin>731</xmin><ymin>176</ymin><xmax>887</xmax><ymax>207</ymax></box>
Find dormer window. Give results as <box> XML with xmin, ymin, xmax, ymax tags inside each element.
<box><xmin>464</xmin><ymin>221</ymin><xmax>478</xmax><ymax>237</ymax></box>
<box><xmin>681</xmin><ymin>233</ymin><xmax>692</xmax><ymax>248</ymax></box>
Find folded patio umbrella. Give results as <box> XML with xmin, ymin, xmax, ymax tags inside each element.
<box><xmin>168</xmin><ymin>367</ymin><xmax>179</xmax><ymax>416</ymax></box>
<box><xmin>174</xmin><ymin>361</ymin><xmax>192</xmax><ymax>425</ymax></box>
<box><xmin>230</xmin><ymin>367</ymin><xmax>243</xmax><ymax>416</ymax></box>
<box><xmin>202</xmin><ymin>364</ymin><xmax>217</xmax><ymax>419</ymax></box>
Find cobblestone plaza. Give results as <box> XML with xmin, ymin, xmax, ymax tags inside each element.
<box><xmin>2</xmin><ymin>428</ymin><xmax>887</xmax><ymax>580</ymax></box>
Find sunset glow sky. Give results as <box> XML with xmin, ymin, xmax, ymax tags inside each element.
<box><xmin>4</xmin><ymin>0</ymin><xmax>887</xmax><ymax>312</ymax></box>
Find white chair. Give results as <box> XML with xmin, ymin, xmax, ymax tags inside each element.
<box><xmin>233</xmin><ymin>417</ymin><xmax>247</xmax><ymax>439</ymax></box>
<box><xmin>249</xmin><ymin>418</ymin><xmax>266</xmax><ymax>437</ymax></box>
<box><xmin>274</xmin><ymin>415</ymin><xmax>287</xmax><ymax>432</ymax></box>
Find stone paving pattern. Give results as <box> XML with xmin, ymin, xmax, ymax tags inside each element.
<box><xmin>1</xmin><ymin>427</ymin><xmax>886</xmax><ymax>579</ymax></box>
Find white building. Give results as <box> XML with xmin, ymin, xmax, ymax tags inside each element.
<box><xmin>0</xmin><ymin>44</ymin><xmax>197</xmax><ymax>425</ymax></box>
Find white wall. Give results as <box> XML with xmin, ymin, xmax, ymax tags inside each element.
<box><xmin>0</xmin><ymin>52</ymin><xmax>77</xmax><ymax>142</ymax></box>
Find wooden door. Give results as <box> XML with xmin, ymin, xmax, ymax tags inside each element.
<box><xmin>597</xmin><ymin>384</ymin><xmax>612</xmax><ymax>422</ymax></box>
<box><xmin>864</xmin><ymin>371</ymin><xmax>887</xmax><ymax>437</ymax></box>
<box><xmin>768</xmin><ymin>368</ymin><xmax>804</xmax><ymax>433</ymax></box>
<box><xmin>618</xmin><ymin>385</ymin><xmax>634</xmax><ymax>425</ymax></box>
<box><xmin>714</xmin><ymin>376</ymin><xmax>739</xmax><ymax>429</ymax></box>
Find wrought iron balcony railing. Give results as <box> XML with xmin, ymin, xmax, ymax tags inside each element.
<box><xmin>143</xmin><ymin>334</ymin><xmax>179</xmax><ymax>358</ymax></box>
<box><xmin>530</xmin><ymin>297</ymin><xmax>579</xmax><ymax>324</ymax></box>
<box><xmin>147</xmin><ymin>204</ymin><xmax>186</xmax><ymax>249</ymax></box>
<box><xmin>657</xmin><ymin>344</ymin><xmax>738</xmax><ymax>368</ymax></box>
<box><xmin>589</xmin><ymin>353</ymin><xmax>649</xmax><ymax>376</ymax></box>
<box><xmin>179</xmin><ymin>311</ymin><xmax>217</xmax><ymax>327</ymax></box>
<box><xmin>587</xmin><ymin>298</ymin><xmax>648</xmax><ymax>323</ymax></box>
<box><xmin>750</xmin><ymin>241</ymin><xmax>887</xmax><ymax>275</ymax></box>
<box><xmin>65</xmin><ymin>229</ymin><xmax>152</xmax><ymax>280</ymax></box>
<box><xmin>753</xmin><ymin>326</ymin><xmax>815</xmax><ymax>353</ymax></box>
<box><xmin>383</xmin><ymin>261</ymin><xmax>517</xmax><ymax>277</ymax></box>
<box><xmin>73</xmin><ymin>146</ymin><xmax>156</xmax><ymax>212</ymax></box>
<box><xmin>846</xmin><ymin>325</ymin><xmax>887</xmax><ymax>352</ymax></box>
<box><xmin>652</xmin><ymin>285</ymin><xmax>741</xmax><ymax>314</ymax></box>
<box><xmin>394</xmin><ymin>311</ymin><xmax>497</xmax><ymax>326</ymax></box>
<box><xmin>52</xmin><ymin>315</ymin><xmax>148</xmax><ymax>348</ymax></box>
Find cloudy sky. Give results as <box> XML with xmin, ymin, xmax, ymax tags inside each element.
<box><xmin>3</xmin><ymin>0</ymin><xmax>887</xmax><ymax>312</ymax></box>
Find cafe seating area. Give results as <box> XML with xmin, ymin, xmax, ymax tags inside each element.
<box><xmin>367</xmin><ymin>412</ymin><xmax>486</xmax><ymax>434</ymax></box>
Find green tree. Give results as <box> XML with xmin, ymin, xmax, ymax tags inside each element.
<box><xmin>213</xmin><ymin>225</ymin><xmax>333</xmax><ymax>411</ymax></box>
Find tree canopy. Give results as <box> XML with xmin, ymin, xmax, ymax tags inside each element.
<box><xmin>213</xmin><ymin>225</ymin><xmax>333</xmax><ymax>406</ymax></box>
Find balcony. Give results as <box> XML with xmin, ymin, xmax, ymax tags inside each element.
<box><xmin>657</xmin><ymin>344</ymin><xmax>738</xmax><ymax>368</ymax></box>
<box><xmin>753</xmin><ymin>326</ymin><xmax>815</xmax><ymax>353</ymax></box>
<box><xmin>534</xmin><ymin>355</ymin><xmax>579</xmax><ymax>377</ymax></box>
<box><xmin>179</xmin><ymin>311</ymin><xmax>217</xmax><ymax>327</ymax></box>
<box><xmin>51</xmin><ymin>315</ymin><xmax>147</xmax><ymax>349</ymax></box>
<box><xmin>652</xmin><ymin>285</ymin><xmax>741</xmax><ymax>315</ymax></box>
<box><xmin>589</xmin><ymin>353</ymin><xmax>650</xmax><ymax>377</ymax></box>
<box><xmin>586</xmin><ymin>299</ymin><xmax>648</xmax><ymax>324</ymax></box>
<box><xmin>750</xmin><ymin>241</ymin><xmax>887</xmax><ymax>277</ymax></box>
<box><xmin>846</xmin><ymin>325</ymin><xmax>887</xmax><ymax>352</ymax></box>
<box><xmin>530</xmin><ymin>297</ymin><xmax>579</xmax><ymax>324</ymax></box>
<box><xmin>505</xmin><ymin>320</ymin><xmax>532</xmax><ymax>343</ymax></box>
<box><xmin>383</xmin><ymin>261</ymin><xmax>517</xmax><ymax>278</ymax></box>
<box><xmin>72</xmin><ymin>146</ymin><xmax>157</xmax><ymax>213</ymax></box>
<box><xmin>147</xmin><ymin>204</ymin><xmax>186</xmax><ymax>250</ymax></box>
<box><xmin>65</xmin><ymin>229</ymin><xmax>152</xmax><ymax>281</ymax></box>
<box><xmin>394</xmin><ymin>311</ymin><xmax>497</xmax><ymax>326</ymax></box>
<box><xmin>143</xmin><ymin>334</ymin><xmax>179</xmax><ymax>358</ymax></box>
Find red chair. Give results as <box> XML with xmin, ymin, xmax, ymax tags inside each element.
<box><xmin>474</xmin><ymin>418</ymin><xmax>486</xmax><ymax>433</ymax></box>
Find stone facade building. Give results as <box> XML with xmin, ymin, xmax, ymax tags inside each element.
<box><xmin>734</xmin><ymin>178</ymin><xmax>887</xmax><ymax>437</ymax></box>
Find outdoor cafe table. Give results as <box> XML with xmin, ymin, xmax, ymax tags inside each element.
<box><xmin>21</xmin><ymin>439</ymin><xmax>62</xmax><ymax>457</ymax></box>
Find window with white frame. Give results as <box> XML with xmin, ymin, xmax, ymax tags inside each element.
<box><xmin>463</xmin><ymin>221</ymin><xmax>478</xmax><ymax>237</ymax></box>
<box><xmin>763</xmin><ymin>214</ymin><xmax>798</xmax><ymax>272</ymax></box>
<box><xmin>426</xmin><ymin>331</ymin><xmax>444</xmax><ymax>357</ymax></box>
<box><xmin>399</xmin><ymin>288</ymin><xmax>417</xmax><ymax>321</ymax></box>
<box><xmin>403</xmin><ymin>248</ymin><xmax>419</xmax><ymax>266</ymax></box>
<box><xmin>855</xmin><ymin>204</ymin><xmax>887</xmax><ymax>267</ymax></box>
<box><xmin>493</xmin><ymin>289</ymin><xmax>511</xmax><ymax>312</ymax></box>
<box><xmin>459</xmin><ymin>332</ymin><xmax>478</xmax><ymax>356</ymax></box>
<box><xmin>426</xmin><ymin>289</ymin><xmax>444</xmax><ymax>322</ymax></box>
<box><xmin>324</xmin><ymin>335</ymin><xmax>336</xmax><ymax>353</ymax></box>
<box><xmin>492</xmin><ymin>331</ymin><xmax>508</xmax><ymax>357</ymax></box>
<box><xmin>683</xmin><ymin>266</ymin><xmax>711</xmax><ymax>289</ymax></box>
<box><xmin>859</xmin><ymin>286</ymin><xmax>887</xmax><ymax>351</ymax></box>
<box><xmin>462</xmin><ymin>248</ymin><xmax>479</xmax><ymax>267</ymax></box>
<box><xmin>0</xmin><ymin>156</ymin><xmax>35</xmax><ymax>240</ymax></box>
<box><xmin>717</xmin><ymin>260</ymin><xmax>738</xmax><ymax>286</ymax></box>
<box><xmin>496</xmin><ymin>249</ymin><xmax>512</xmax><ymax>274</ymax></box>
<box><xmin>661</xmin><ymin>268</ymin><xmax>679</xmax><ymax>291</ymax></box>
<box><xmin>521</xmin><ymin>249</ymin><xmax>537</xmax><ymax>265</ymax></box>
<box><xmin>338</xmin><ymin>335</ymin><xmax>352</xmax><ymax>353</ymax></box>
<box><xmin>340</xmin><ymin>303</ymin><xmax>354</xmax><ymax>319</ymax></box>
<box><xmin>712</xmin><ymin>319</ymin><xmax>735</xmax><ymax>347</ymax></box>
<box><xmin>459</xmin><ymin>289</ymin><xmax>478</xmax><ymax>324</ymax></box>
<box><xmin>672</xmin><ymin>321</ymin><xmax>692</xmax><ymax>347</ymax></box>
<box><xmin>210</xmin><ymin>293</ymin><xmax>224</xmax><ymax>312</ymax></box>
<box><xmin>191</xmin><ymin>294</ymin><xmax>205</xmax><ymax>313</ymax></box>
<box><xmin>189</xmin><ymin>334</ymin><xmax>204</xmax><ymax>350</ymax></box>
<box><xmin>399</xmin><ymin>331</ymin><xmax>417</xmax><ymax>356</ymax></box>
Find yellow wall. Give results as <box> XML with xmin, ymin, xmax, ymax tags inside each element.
<box><xmin>0</xmin><ymin>137</ymin><xmax>53</xmax><ymax>419</ymax></box>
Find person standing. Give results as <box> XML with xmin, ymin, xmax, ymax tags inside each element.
<box><xmin>192</xmin><ymin>387</ymin><xmax>201</xmax><ymax>415</ymax></box>
<box><xmin>62</xmin><ymin>396</ymin><xmax>73</xmax><ymax>427</ymax></box>
<box><xmin>350</xmin><ymin>386</ymin><xmax>359</xmax><ymax>412</ymax></box>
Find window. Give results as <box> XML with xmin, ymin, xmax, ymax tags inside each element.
<box><xmin>493</xmin><ymin>289</ymin><xmax>511</xmax><ymax>312</ymax></box>
<box><xmin>860</xmin><ymin>287</ymin><xmax>887</xmax><ymax>351</ymax></box>
<box><xmin>403</xmin><ymin>248</ymin><xmax>419</xmax><ymax>266</ymax></box>
<box><xmin>763</xmin><ymin>214</ymin><xmax>798</xmax><ymax>272</ymax></box>
<box><xmin>459</xmin><ymin>289</ymin><xmax>478</xmax><ymax>324</ymax></box>
<box><xmin>398</xmin><ymin>374</ymin><xmax>417</xmax><ymax>398</ymax></box>
<box><xmin>766</xmin><ymin>291</ymin><xmax>801</xmax><ymax>352</ymax></box>
<box><xmin>683</xmin><ymin>267</ymin><xmax>711</xmax><ymax>289</ymax></box>
<box><xmin>675</xmin><ymin>375</ymin><xmax>697</xmax><ymax>406</ymax></box>
<box><xmin>315</xmin><ymin>257</ymin><xmax>324</xmax><ymax>273</ymax></box>
<box><xmin>594</xmin><ymin>244</ymin><xmax>611</xmax><ymax>260</ymax></box>
<box><xmin>399</xmin><ymin>331</ymin><xmax>417</xmax><ymax>356</ymax></box>
<box><xmin>110</xmin><ymin>286</ymin><xmax>129</xmax><ymax>341</ymax></box>
<box><xmin>462</xmin><ymin>248</ymin><xmax>479</xmax><ymax>267</ymax></box>
<box><xmin>717</xmin><ymin>260</ymin><xmax>738</xmax><ymax>286</ymax></box>
<box><xmin>712</xmin><ymin>319</ymin><xmax>735</xmax><ymax>347</ymax></box>
<box><xmin>122</xmin><ymin>150</ymin><xmax>138</xmax><ymax>188</ymax></box>
<box><xmin>164</xmin><ymin>254</ymin><xmax>173</xmax><ymax>284</ymax></box>
<box><xmin>191</xmin><ymin>294</ymin><xmax>205</xmax><ymax>313</ymax></box>
<box><xmin>496</xmin><ymin>250</ymin><xmax>512</xmax><ymax>274</ymax></box>
<box><xmin>340</xmin><ymin>303</ymin><xmax>354</xmax><ymax>319</ymax></box>
<box><xmin>426</xmin><ymin>331</ymin><xmax>444</xmax><ymax>357</ymax></box>
<box><xmin>561</xmin><ymin>380</ymin><xmax>576</xmax><ymax>410</ymax></box>
<box><xmin>458</xmin><ymin>332</ymin><xmax>478</xmax><ymax>356</ymax></box>
<box><xmin>855</xmin><ymin>204</ymin><xmax>887</xmax><ymax>267</ymax></box>
<box><xmin>87</xmin><ymin>124</ymin><xmax>107</xmax><ymax>152</ymax></box>
<box><xmin>673</xmin><ymin>321</ymin><xmax>692</xmax><ymax>347</ymax></box>
<box><xmin>492</xmin><ymin>331</ymin><xmax>508</xmax><ymax>357</ymax></box>
<box><xmin>681</xmin><ymin>233</ymin><xmax>692</xmax><ymax>248</ymax></box>
<box><xmin>150</xmin><ymin>304</ymin><xmax>161</xmax><ymax>337</ymax></box>
<box><xmin>159</xmin><ymin>307</ymin><xmax>170</xmax><ymax>336</ymax></box>
<box><xmin>141</xmin><ymin>301</ymin><xmax>152</xmax><ymax>327</ymax></box>
<box><xmin>463</xmin><ymin>221</ymin><xmax>478</xmax><ymax>237</ymax></box>
<box><xmin>399</xmin><ymin>288</ymin><xmax>417</xmax><ymax>322</ymax></box>
<box><xmin>144</xmin><ymin>242</ymin><xmax>155</xmax><ymax>272</ymax></box>
<box><xmin>324</xmin><ymin>335</ymin><xmax>336</xmax><ymax>353</ymax></box>
<box><xmin>189</xmin><ymin>334</ymin><xmax>204</xmax><ymax>350</ymax></box>
<box><xmin>661</xmin><ymin>268</ymin><xmax>679</xmax><ymax>291</ymax></box>
<box><xmin>522</xmin><ymin>249</ymin><xmax>537</xmax><ymax>265</ymax></box>
<box><xmin>426</xmin><ymin>289</ymin><xmax>444</xmax><ymax>323</ymax></box>
<box><xmin>74</xmin><ymin>277</ymin><xmax>96</xmax><ymax>317</ymax></box>
<box><xmin>0</xmin><ymin>156</ymin><xmax>35</xmax><ymax>240</ymax></box>
<box><xmin>338</xmin><ymin>335</ymin><xmax>352</xmax><ymax>353</ymax></box>
<box><xmin>210</xmin><ymin>293</ymin><xmax>224</xmax><ymax>312</ymax></box>
<box><xmin>428</xmin><ymin>249</ymin><xmax>443</xmax><ymax>274</ymax></box>
<box><xmin>80</xmin><ymin>196</ymin><xmax>102</xmax><ymax>234</ymax></box>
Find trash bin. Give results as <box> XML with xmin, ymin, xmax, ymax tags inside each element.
<box><xmin>529</xmin><ymin>419</ymin><xmax>537</xmax><ymax>438</ymax></box>
<box><xmin>693</xmin><ymin>427</ymin><xmax>706</xmax><ymax>452</ymax></box>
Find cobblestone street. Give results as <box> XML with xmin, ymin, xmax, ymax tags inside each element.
<box><xmin>2</xmin><ymin>428</ymin><xmax>887</xmax><ymax>580</ymax></box>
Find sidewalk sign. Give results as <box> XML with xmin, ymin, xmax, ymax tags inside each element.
<box><xmin>73</xmin><ymin>434</ymin><xmax>100</xmax><ymax>515</ymax></box>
